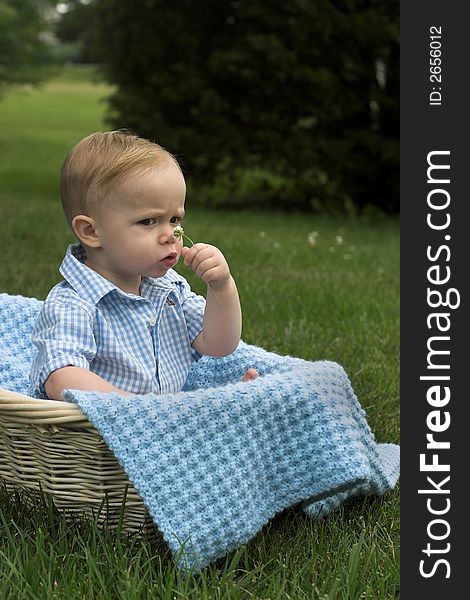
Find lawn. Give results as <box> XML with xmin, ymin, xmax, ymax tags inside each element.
<box><xmin>0</xmin><ymin>66</ymin><xmax>399</xmax><ymax>599</ymax></box>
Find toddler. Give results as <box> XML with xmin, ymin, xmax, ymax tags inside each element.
<box><xmin>29</xmin><ymin>130</ymin><xmax>257</xmax><ymax>400</ymax></box>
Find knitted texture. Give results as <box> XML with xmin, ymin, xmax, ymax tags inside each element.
<box><xmin>0</xmin><ymin>293</ymin><xmax>400</xmax><ymax>572</ymax></box>
<box><xmin>66</xmin><ymin>354</ymin><xmax>399</xmax><ymax>571</ymax></box>
<box><xmin>0</xmin><ymin>293</ymin><xmax>43</xmax><ymax>394</ymax></box>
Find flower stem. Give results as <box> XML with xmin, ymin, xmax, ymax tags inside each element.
<box><xmin>182</xmin><ymin>233</ymin><xmax>196</xmax><ymax>246</ymax></box>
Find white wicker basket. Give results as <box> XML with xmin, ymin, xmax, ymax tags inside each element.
<box><xmin>0</xmin><ymin>386</ymin><xmax>152</xmax><ymax>532</ymax></box>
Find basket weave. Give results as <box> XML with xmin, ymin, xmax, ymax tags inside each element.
<box><xmin>0</xmin><ymin>386</ymin><xmax>152</xmax><ymax>532</ymax></box>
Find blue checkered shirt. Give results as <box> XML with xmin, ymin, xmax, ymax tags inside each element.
<box><xmin>29</xmin><ymin>244</ymin><xmax>206</xmax><ymax>398</ymax></box>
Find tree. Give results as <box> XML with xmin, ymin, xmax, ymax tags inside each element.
<box><xmin>88</xmin><ymin>0</ymin><xmax>399</xmax><ymax>212</ymax></box>
<box><xmin>54</xmin><ymin>0</ymin><xmax>100</xmax><ymax>63</ymax></box>
<box><xmin>0</xmin><ymin>0</ymin><xmax>57</xmax><ymax>94</ymax></box>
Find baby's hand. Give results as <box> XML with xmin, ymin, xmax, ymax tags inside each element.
<box><xmin>181</xmin><ymin>243</ymin><xmax>231</xmax><ymax>291</ymax></box>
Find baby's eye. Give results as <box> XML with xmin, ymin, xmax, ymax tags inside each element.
<box><xmin>170</xmin><ymin>216</ymin><xmax>182</xmax><ymax>224</ymax></box>
<box><xmin>138</xmin><ymin>218</ymin><xmax>157</xmax><ymax>226</ymax></box>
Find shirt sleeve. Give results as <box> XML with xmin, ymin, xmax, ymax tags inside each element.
<box><xmin>29</xmin><ymin>300</ymin><xmax>97</xmax><ymax>398</ymax></box>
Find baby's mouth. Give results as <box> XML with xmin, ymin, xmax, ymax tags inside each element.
<box><xmin>160</xmin><ymin>252</ymin><xmax>178</xmax><ymax>267</ymax></box>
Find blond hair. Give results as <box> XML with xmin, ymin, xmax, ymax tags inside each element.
<box><xmin>60</xmin><ymin>130</ymin><xmax>178</xmax><ymax>225</ymax></box>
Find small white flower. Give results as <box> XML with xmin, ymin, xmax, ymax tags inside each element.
<box><xmin>307</xmin><ymin>233</ymin><xmax>317</xmax><ymax>247</ymax></box>
<box><xmin>259</xmin><ymin>231</ymin><xmax>267</xmax><ymax>238</ymax></box>
<box><xmin>173</xmin><ymin>225</ymin><xmax>184</xmax><ymax>239</ymax></box>
<box><xmin>335</xmin><ymin>235</ymin><xmax>344</xmax><ymax>245</ymax></box>
<box><xmin>273</xmin><ymin>242</ymin><xmax>280</xmax><ymax>249</ymax></box>
<box><xmin>173</xmin><ymin>225</ymin><xmax>195</xmax><ymax>246</ymax></box>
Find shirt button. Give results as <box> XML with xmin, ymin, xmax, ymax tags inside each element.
<box><xmin>149</xmin><ymin>317</ymin><xmax>157</xmax><ymax>327</ymax></box>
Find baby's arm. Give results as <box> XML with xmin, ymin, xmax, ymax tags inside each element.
<box><xmin>45</xmin><ymin>366</ymin><xmax>132</xmax><ymax>400</ymax></box>
<box><xmin>181</xmin><ymin>243</ymin><xmax>242</xmax><ymax>357</ymax></box>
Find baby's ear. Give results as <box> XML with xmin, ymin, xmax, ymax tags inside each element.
<box><xmin>72</xmin><ymin>215</ymin><xmax>101</xmax><ymax>248</ymax></box>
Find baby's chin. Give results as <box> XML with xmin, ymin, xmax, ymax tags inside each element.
<box><xmin>144</xmin><ymin>261</ymin><xmax>179</xmax><ymax>278</ymax></box>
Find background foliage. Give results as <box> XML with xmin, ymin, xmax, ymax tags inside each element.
<box><xmin>54</xmin><ymin>0</ymin><xmax>399</xmax><ymax>214</ymax></box>
<box><xmin>0</xmin><ymin>0</ymin><xmax>57</xmax><ymax>93</ymax></box>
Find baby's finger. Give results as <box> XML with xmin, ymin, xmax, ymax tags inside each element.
<box><xmin>183</xmin><ymin>243</ymin><xmax>208</xmax><ymax>266</ymax></box>
<box><xmin>194</xmin><ymin>256</ymin><xmax>220</xmax><ymax>280</ymax></box>
<box><xmin>188</xmin><ymin>246</ymin><xmax>218</xmax><ymax>270</ymax></box>
<box><xmin>199</xmin><ymin>265</ymin><xmax>229</xmax><ymax>286</ymax></box>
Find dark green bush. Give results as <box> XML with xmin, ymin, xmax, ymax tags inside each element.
<box><xmin>83</xmin><ymin>0</ymin><xmax>399</xmax><ymax>212</ymax></box>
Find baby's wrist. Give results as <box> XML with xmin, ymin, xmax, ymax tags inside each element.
<box><xmin>208</xmin><ymin>274</ymin><xmax>232</xmax><ymax>293</ymax></box>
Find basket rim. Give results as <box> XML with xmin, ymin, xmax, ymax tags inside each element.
<box><xmin>0</xmin><ymin>387</ymin><xmax>92</xmax><ymax>426</ymax></box>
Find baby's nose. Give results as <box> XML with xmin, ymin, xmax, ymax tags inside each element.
<box><xmin>161</xmin><ymin>225</ymin><xmax>176</xmax><ymax>243</ymax></box>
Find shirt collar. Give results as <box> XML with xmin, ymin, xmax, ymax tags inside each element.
<box><xmin>60</xmin><ymin>244</ymin><xmax>176</xmax><ymax>305</ymax></box>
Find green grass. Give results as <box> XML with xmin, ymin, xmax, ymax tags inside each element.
<box><xmin>0</xmin><ymin>66</ymin><xmax>399</xmax><ymax>599</ymax></box>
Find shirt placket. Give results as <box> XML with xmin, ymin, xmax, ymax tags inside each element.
<box><xmin>147</xmin><ymin>291</ymin><xmax>171</xmax><ymax>393</ymax></box>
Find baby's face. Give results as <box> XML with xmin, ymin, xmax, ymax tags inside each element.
<box><xmin>92</xmin><ymin>161</ymin><xmax>186</xmax><ymax>281</ymax></box>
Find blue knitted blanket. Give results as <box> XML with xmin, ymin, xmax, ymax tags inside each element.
<box><xmin>0</xmin><ymin>293</ymin><xmax>399</xmax><ymax>571</ymax></box>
